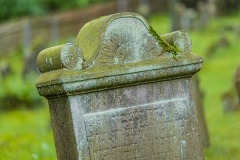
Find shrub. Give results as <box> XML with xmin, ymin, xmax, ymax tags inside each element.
<box><xmin>0</xmin><ymin>73</ymin><xmax>42</xmax><ymax>111</ymax></box>
<box><xmin>0</xmin><ymin>50</ymin><xmax>43</xmax><ymax>111</ymax></box>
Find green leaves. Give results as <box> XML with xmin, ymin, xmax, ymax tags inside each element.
<box><xmin>0</xmin><ymin>0</ymin><xmax>111</xmax><ymax>22</ymax></box>
<box><xmin>0</xmin><ymin>51</ymin><xmax>42</xmax><ymax>111</ymax></box>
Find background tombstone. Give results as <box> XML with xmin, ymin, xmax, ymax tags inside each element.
<box><xmin>197</xmin><ymin>1</ymin><xmax>209</xmax><ymax>30</ymax></box>
<box><xmin>117</xmin><ymin>0</ymin><xmax>128</xmax><ymax>12</ymax></box>
<box><xmin>221</xmin><ymin>90</ymin><xmax>239</xmax><ymax>113</ymax></box>
<box><xmin>221</xmin><ymin>65</ymin><xmax>240</xmax><ymax>112</ymax></box>
<box><xmin>137</xmin><ymin>0</ymin><xmax>150</xmax><ymax>19</ymax></box>
<box><xmin>36</xmin><ymin>12</ymin><xmax>204</xmax><ymax>160</ymax></box>
<box><xmin>23</xmin><ymin>20</ymin><xmax>31</xmax><ymax>58</ymax></box>
<box><xmin>169</xmin><ymin>0</ymin><xmax>180</xmax><ymax>31</ymax></box>
<box><xmin>50</xmin><ymin>16</ymin><xmax>59</xmax><ymax>43</ymax></box>
<box><xmin>0</xmin><ymin>62</ymin><xmax>12</xmax><ymax>78</ymax></box>
<box><xmin>23</xmin><ymin>37</ymin><xmax>46</xmax><ymax>77</ymax></box>
<box><xmin>170</xmin><ymin>1</ymin><xmax>197</xmax><ymax>31</ymax></box>
<box><xmin>235</xmin><ymin>64</ymin><xmax>240</xmax><ymax>105</ymax></box>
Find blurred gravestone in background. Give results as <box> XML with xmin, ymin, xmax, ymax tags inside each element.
<box><xmin>137</xmin><ymin>0</ymin><xmax>150</xmax><ymax>19</ymax></box>
<box><xmin>192</xmin><ymin>75</ymin><xmax>210</xmax><ymax>148</ymax></box>
<box><xmin>234</xmin><ymin>65</ymin><xmax>240</xmax><ymax>106</ymax></box>
<box><xmin>222</xmin><ymin>90</ymin><xmax>239</xmax><ymax>113</ymax></box>
<box><xmin>222</xmin><ymin>66</ymin><xmax>240</xmax><ymax>113</ymax></box>
<box><xmin>170</xmin><ymin>0</ymin><xmax>206</xmax><ymax>31</ymax></box>
<box><xmin>206</xmin><ymin>30</ymin><xmax>230</xmax><ymax>58</ymax></box>
<box><xmin>23</xmin><ymin>37</ymin><xmax>46</xmax><ymax>77</ymax></box>
<box><xmin>36</xmin><ymin>12</ymin><xmax>204</xmax><ymax>160</ymax></box>
<box><xmin>170</xmin><ymin>0</ymin><xmax>220</xmax><ymax>31</ymax></box>
<box><xmin>117</xmin><ymin>0</ymin><xmax>128</xmax><ymax>12</ymax></box>
<box><xmin>0</xmin><ymin>62</ymin><xmax>12</xmax><ymax>79</ymax></box>
<box><xmin>197</xmin><ymin>1</ymin><xmax>210</xmax><ymax>30</ymax></box>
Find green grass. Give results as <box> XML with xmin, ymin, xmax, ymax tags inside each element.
<box><xmin>0</xmin><ymin>106</ymin><xmax>56</xmax><ymax>160</ymax></box>
<box><xmin>1</xmin><ymin>12</ymin><xmax>240</xmax><ymax>159</ymax></box>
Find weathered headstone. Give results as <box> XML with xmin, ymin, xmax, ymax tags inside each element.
<box><xmin>197</xmin><ymin>1</ymin><xmax>209</xmax><ymax>30</ymax></box>
<box><xmin>23</xmin><ymin>21</ymin><xmax>31</xmax><ymax>57</ymax></box>
<box><xmin>181</xmin><ymin>8</ymin><xmax>197</xmax><ymax>31</ymax></box>
<box><xmin>170</xmin><ymin>0</ymin><xmax>181</xmax><ymax>31</ymax></box>
<box><xmin>192</xmin><ymin>75</ymin><xmax>210</xmax><ymax>148</ymax></box>
<box><xmin>117</xmin><ymin>0</ymin><xmax>128</xmax><ymax>12</ymax></box>
<box><xmin>221</xmin><ymin>66</ymin><xmax>240</xmax><ymax>112</ymax></box>
<box><xmin>170</xmin><ymin>1</ymin><xmax>197</xmax><ymax>31</ymax></box>
<box><xmin>50</xmin><ymin>17</ymin><xmax>59</xmax><ymax>42</ymax></box>
<box><xmin>207</xmin><ymin>0</ymin><xmax>217</xmax><ymax>18</ymax></box>
<box><xmin>222</xmin><ymin>90</ymin><xmax>239</xmax><ymax>113</ymax></box>
<box><xmin>36</xmin><ymin>12</ymin><xmax>204</xmax><ymax>160</ymax></box>
<box><xmin>137</xmin><ymin>0</ymin><xmax>150</xmax><ymax>19</ymax></box>
<box><xmin>0</xmin><ymin>62</ymin><xmax>11</xmax><ymax>78</ymax></box>
<box><xmin>23</xmin><ymin>37</ymin><xmax>45</xmax><ymax>76</ymax></box>
<box><xmin>235</xmin><ymin>64</ymin><xmax>240</xmax><ymax>105</ymax></box>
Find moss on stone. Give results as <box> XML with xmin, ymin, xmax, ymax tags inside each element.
<box><xmin>75</xmin><ymin>12</ymin><xmax>150</xmax><ymax>68</ymax></box>
<box><xmin>149</xmin><ymin>26</ymin><xmax>181</xmax><ymax>56</ymax></box>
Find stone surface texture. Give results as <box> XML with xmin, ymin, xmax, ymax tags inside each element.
<box><xmin>192</xmin><ymin>75</ymin><xmax>210</xmax><ymax>148</ymax></box>
<box><xmin>235</xmin><ymin>64</ymin><xmax>240</xmax><ymax>105</ymax></box>
<box><xmin>36</xmin><ymin>12</ymin><xmax>204</xmax><ymax>160</ymax></box>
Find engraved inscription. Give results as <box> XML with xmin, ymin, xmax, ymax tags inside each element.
<box><xmin>83</xmin><ymin>98</ymin><xmax>193</xmax><ymax>160</ymax></box>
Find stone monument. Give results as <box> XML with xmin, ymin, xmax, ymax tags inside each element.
<box><xmin>36</xmin><ymin>12</ymin><xmax>204</xmax><ymax>160</ymax></box>
<box><xmin>192</xmin><ymin>75</ymin><xmax>210</xmax><ymax>147</ymax></box>
<box><xmin>235</xmin><ymin>64</ymin><xmax>240</xmax><ymax>105</ymax></box>
<box><xmin>222</xmin><ymin>64</ymin><xmax>240</xmax><ymax>112</ymax></box>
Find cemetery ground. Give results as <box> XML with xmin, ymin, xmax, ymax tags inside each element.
<box><xmin>1</xmin><ymin>12</ymin><xmax>240</xmax><ymax>159</ymax></box>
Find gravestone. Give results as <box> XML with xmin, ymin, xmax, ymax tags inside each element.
<box><xmin>0</xmin><ymin>62</ymin><xmax>11</xmax><ymax>79</ymax></box>
<box><xmin>197</xmin><ymin>1</ymin><xmax>209</xmax><ymax>30</ymax></box>
<box><xmin>181</xmin><ymin>8</ymin><xmax>197</xmax><ymax>31</ymax></box>
<box><xmin>23</xmin><ymin>37</ymin><xmax>45</xmax><ymax>77</ymax></box>
<box><xmin>36</xmin><ymin>12</ymin><xmax>204</xmax><ymax>160</ymax></box>
<box><xmin>170</xmin><ymin>0</ymin><xmax>181</xmax><ymax>31</ymax></box>
<box><xmin>221</xmin><ymin>90</ymin><xmax>239</xmax><ymax>113</ymax></box>
<box><xmin>235</xmin><ymin>65</ymin><xmax>240</xmax><ymax>105</ymax></box>
<box><xmin>23</xmin><ymin>21</ymin><xmax>31</xmax><ymax>57</ymax></box>
<box><xmin>192</xmin><ymin>75</ymin><xmax>210</xmax><ymax>148</ymax></box>
<box><xmin>137</xmin><ymin>0</ymin><xmax>150</xmax><ymax>19</ymax></box>
<box><xmin>117</xmin><ymin>0</ymin><xmax>128</xmax><ymax>12</ymax></box>
<box><xmin>221</xmin><ymin>66</ymin><xmax>240</xmax><ymax>112</ymax></box>
<box><xmin>234</xmin><ymin>65</ymin><xmax>240</xmax><ymax>110</ymax></box>
<box><xmin>170</xmin><ymin>1</ymin><xmax>197</xmax><ymax>31</ymax></box>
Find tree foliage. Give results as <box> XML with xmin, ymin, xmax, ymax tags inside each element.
<box><xmin>0</xmin><ymin>0</ymin><xmax>111</xmax><ymax>22</ymax></box>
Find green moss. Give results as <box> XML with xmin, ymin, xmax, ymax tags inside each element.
<box><xmin>149</xmin><ymin>26</ymin><xmax>181</xmax><ymax>57</ymax></box>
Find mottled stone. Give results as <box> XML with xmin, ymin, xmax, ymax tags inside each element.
<box><xmin>235</xmin><ymin>64</ymin><xmax>240</xmax><ymax>105</ymax></box>
<box><xmin>192</xmin><ymin>75</ymin><xmax>210</xmax><ymax>148</ymax></box>
<box><xmin>221</xmin><ymin>65</ymin><xmax>240</xmax><ymax>113</ymax></box>
<box><xmin>36</xmin><ymin>12</ymin><xmax>204</xmax><ymax>160</ymax></box>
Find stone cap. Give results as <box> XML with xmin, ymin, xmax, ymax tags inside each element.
<box><xmin>36</xmin><ymin>12</ymin><xmax>203</xmax><ymax>98</ymax></box>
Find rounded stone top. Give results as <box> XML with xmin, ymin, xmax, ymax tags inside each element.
<box><xmin>35</xmin><ymin>12</ymin><xmax>202</xmax><ymax>97</ymax></box>
<box><xmin>75</xmin><ymin>12</ymin><xmax>156</xmax><ymax>68</ymax></box>
<box><xmin>37</xmin><ymin>12</ymin><xmax>193</xmax><ymax>73</ymax></box>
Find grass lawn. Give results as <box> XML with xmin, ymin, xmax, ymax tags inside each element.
<box><xmin>0</xmin><ymin>106</ymin><xmax>56</xmax><ymax>160</ymax></box>
<box><xmin>1</xmin><ymin>12</ymin><xmax>240</xmax><ymax>159</ymax></box>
